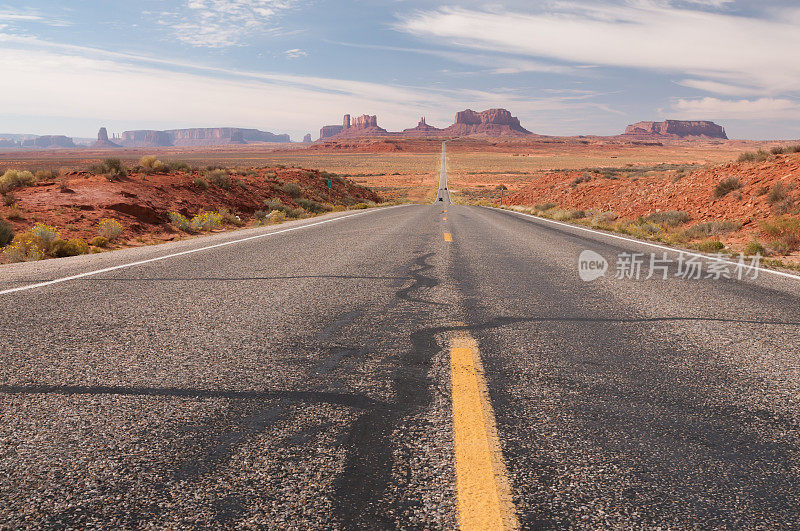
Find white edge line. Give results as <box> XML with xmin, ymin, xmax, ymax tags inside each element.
<box><xmin>0</xmin><ymin>205</ymin><xmax>409</xmax><ymax>296</ymax></box>
<box><xmin>485</xmin><ymin>206</ymin><xmax>800</xmax><ymax>282</ymax></box>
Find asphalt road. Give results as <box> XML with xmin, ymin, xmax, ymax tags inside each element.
<box><xmin>2</xmin><ymin>145</ymin><xmax>800</xmax><ymax>528</ymax></box>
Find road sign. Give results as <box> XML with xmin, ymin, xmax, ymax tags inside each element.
<box><xmin>327</xmin><ymin>179</ymin><xmax>333</xmax><ymax>188</ymax></box>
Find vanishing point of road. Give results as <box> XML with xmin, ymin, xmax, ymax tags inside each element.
<box><xmin>2</xmin><ymin>143</ymin><xmax>800</xmax><ymax>528</ymax></box>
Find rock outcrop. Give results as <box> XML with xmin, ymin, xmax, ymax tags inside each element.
<box><xmin>403</xmin><ymin>117</ymin><xmax>443</xmax><ymax>135</ymax></box>
<box><xmin>321</xmin><ymin>114</ymin><xmax>388</xmax><ymax>139</ymax></box>
<box><xmin>319</xmin><ymin>125</ymin><xmax>343</xmax><ymax>140</ymax></box>
<box><xmin>624</xmin><ymin>120</ymin><xmax>727</xmax><ymax>139</ymax></box>
<box><xmin>444</xmin><ymin>109</ymin><xmax>531</xmax><ymax>136</ymax></box>
<box><xmin>303</xmin><ymin>133</ymin><xmax>312</xmax><ymax>143</ymax></box>
<box><xmin>91</xmin><ymin>127</ymin><xmax>121</xmax><ymax>148</ymax></box>
<box><xmin>118</xmin><ymin>127</ymin><xmax>290</xmax><ymax>147</ymax></box>
<box><xmin>21</xmin><ymin>135</ymin><xmax>75</xmax><ymax>149</ymax></box>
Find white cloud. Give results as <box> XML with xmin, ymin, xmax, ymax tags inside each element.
<box><xmin>672</xmin><ymin>97</ymin><xmax>800</xmax><ymax>120</ymax></box>
<box><xmin>159</xmin><ymin>0</ymin><xmax>295</xmax><ymax>47</ymax></box>
<box><xmin>396</xmin><ymin>3</ymin><xmax>800</xmax><ymax>96</ymax></box>
<box><xmin>0</xmin><ymin>7</ymin><xmax>70</xmax><ymax>27</ymax></box>
<box><xmin>284</xmin><ymin>48</ymin><xmax>307</xmax><ymax>58</ymax></box>
<box><xmin>675</xmin><ymin>79</ymin><xmax>759</xmax><ymax>97</ymax></box>
<box><xmin>0</xmin><ymin>37</ymin><xmax>625</xmax><ymax>138</ymax></box>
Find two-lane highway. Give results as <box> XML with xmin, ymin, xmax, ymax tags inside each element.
<box><xmin>2</xmin><ymin>144</ymin><xmax>800</xmax><ymax>528</ymax></box>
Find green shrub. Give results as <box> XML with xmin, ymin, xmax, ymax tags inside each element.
<box><xmin>269</xmin><ymin>210</ymin><xmax>286</xmax><ymax>223</ymax></box>
<box><xmin>713</xmin><ymin>177</ymin><xmax>741</xmax><ymax>198</ymax></box>
<box><xmin>744</xmin><ymin>240</ymin><xmax>766</xmax><ymax>256</ymax></box>
<box><xmin>644</xmin><ymin>210</ymin><xmax>690</xmax><ymax>227</ymax></box>
<box><xmin>34</xmin><ymin>170</ymin><xmax>56</xmax><ymax>181</ymax></box>
<box><xmin>592</xmin><ymin>211</ymin><xmax>618</xmax><ymax>226</ymax></box>
<box><xmin>351</xmin><ymin>202</ymin><xmax>370</xmax><ymax>209</ymax></box>
<box><xmin>3</xmin><ymin>231</ymin><xmax>46</xmax><ymax>262</ymax></box>
<box><xmin>552</xmin><ymin>208</ymin><xmax>585</xmax><ymax>221</ymax></box>
<box><xmin>90</xmin><ymin>236</ymin><xmax>108</xmax><ymax>247</ymax></box>
<box><xmin>218</xmin><ymin>207</ymin><xmax>244</xmax><ymax>226</ymax></box>
<box><xmin>737</xmin><ymin>150</ymin><xmax>771</xmax><ymax>163</ymax></box>
<box><xmin>695</xmin><ymin>240</ymin><xmax>725</xmax><ymax>252</ymax></box>
<box><xmin>30</xmin><ymin>222</ymin><xmax>60</xmax><ymax>250</ymax></box>
<box><xmin>571</xmin><ymin>173</ymin><xmax>591</xmax><ymax>187</ymax></box>
<box><xmin>761</xmin><ymin>217</ymin><xmax>800</xmax><ymax>254</ymax></box>
<box><xmin>282</xmin><ymin>182</ymin><xmax>302</xmax><ymax>198</ymax></box>
<box><xmin>192</xmin><ymin>177</ymin><xmax>209</xmax><ymax>190</ymax></box>
<box><xmin>190</xmin><ymin>211</ymin><xmax>222</xmax><ymax>231</ymax></box>
<box><xmin>139</xmin><ymin>155</ymin><xmax>166</xmax><ymax>173</ymax></box>
<box><xmin>166</xmin><ymin>160</ymin><xmax>190</xmax><ymax>172</ymax></box>
<box><xmin>296</xmin><ymin>198</ymin><xmax>328</xmax><ymax>214</ymax></box>
<box><xmin>168</xmin><ymin>212</ymin><xmax>192</xmax><ymax>232</ymax></box>
<box><xmin>683</xmin><ymin>220</ymin><xmax>741</xmax><ymax>239</ymax></box>
<box><xmin>0</xmin><ymin>218</ymin><xmax>14</xmax><ymax>246</ymax></box>
<box><xmin>52</xmin><ymin>238</ymin><xmax>89</xmax><ymax>257</ymax></box>
<box><xmin>534</xmin><ymin>203</ymin><xmax>557</xmax><ymax>212</ymax></box>
<box><xmin>767</xmin><ymin>183</ymin><xmax>788</xmax><ymax>204</ymax></box>
<box><xmin>206</xmin><ymin>169</ymin><xmax>231</xmax><ymax>189</ymax></box>
<box><xmin>98</xmin><ymin>218</ymin><xmax>124</xmax><ymax>241</ymax></box>
<box><xmin>0</xmin><ymin>170</ymin><xmax>35</xmax><ymax>194</ymax></box>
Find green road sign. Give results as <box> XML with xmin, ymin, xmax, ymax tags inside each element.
<box><xmin>327</xmin><ymin>179</ymin><xmax>333</xmax><ymax>188</ymax></box>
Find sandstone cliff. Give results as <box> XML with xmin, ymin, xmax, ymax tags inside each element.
<box><xmin>624</xmin><ymin>120</ymin><xmax>727</xmax><ymax>139</ymax></box>
<box><xmin>119</xmin><ymin>127</ymin><xmax>290</xmax><ymax>147</ymax></box>
<box><xmin>444</xmin><ymin>108</ymin><xmax>532</xmax><ymax>136</ymax></box>
<box><xmin>21</xmin><ymin>135</ymin><xmax>75</xmax><ymax>149</ymax></box>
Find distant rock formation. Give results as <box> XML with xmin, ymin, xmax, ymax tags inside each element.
<box><xmin>444</xmin><ymin>109</ymin><xmax>531</xmax><ymax>136</ymax></box>
<box><xmin>118</xmin><ymin>127</ymin><xmax>290</xmax><ymax>147</ymax></box>
<box><xmin>303</xmin><ymin>133</ymin><xmax>312</xmax><ymax>143</ymax></box>
<box><xmin>21</xmin><ymin>135</ymin><xmax>75</xmax><ymax>149</ymax></box>
<box><xmin>0</xmin><ymin>139</ymin><xmax>18</xmax><ymax>148</ymax></box>
<box><xmin>403</xmin><ymin>117</ymin><xmax>443</xmax><ymax>135</ymax></box>
<box><xmin>624</xmin><ymin>120</ymin><xmax>727</xmax><ymax>139</ymax></box>
<box><xmin>91</xmin><ymin>127</ymin><xmax>121</xmax><ymax>148</ymax></box>
<box><xmin>320</xmin><ymin>114</ymin><xmax>388</xmax><ymax>139</ymax></box>
<box><xmin>319</xmin><ymin>125</ymin><xmax>343</xmax><ymax>140</ymax></box>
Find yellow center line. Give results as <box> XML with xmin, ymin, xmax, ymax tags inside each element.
<box><xmin>444</xmin><ymin>232</ymin><xmax>453</xmax><ymax>242</ymax></box>
<box><xmin>450</xmin><ymin>333</ymin><xmax>519</xmax><ymax>530</ymax></box>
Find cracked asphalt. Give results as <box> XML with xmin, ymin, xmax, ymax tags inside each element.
<box><xmin>2</xmin><ymin>194</ymin><xmax>800</xmax><ymax>528</ymax></box>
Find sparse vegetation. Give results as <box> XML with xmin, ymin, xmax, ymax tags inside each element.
<box><xmin>51</xmin><ymin>238</ymin><xmax>89</xmax><ymax>257</ymax></box>
<box><xmin>3</xmin><ymin>232</ymin><xmax>46</xmax><ymax>262</ymax></box>
<box><xmin>761</xmin><ymin>217</ymin><xmax>800</xmax><ymax>254</ymax></box>
<box><xmin>98</xmin><ymin>218</ymin><xmax>124</xmax><ymax>241</ymax></box>
<box><xmin>744</xmin><ymin>240</ymin><xmax>766</xmax><ymax>256</ymax></box>
<box><xmin>30</xmin><ymin>223</ymin><xmax>61</xmax><ymax>250</ymax></box>
<box><xmin>282</xmin><ymin>182</ymin><xmax>302</xmax><ymax>198</ymax></box>
<box><xmin>269</xmin><ymin>210</ymin><xmax>286</xmax><ymax>223</ymax></box>
<box><xmin>0</xmin><ymin>170</ymin><xmax>35</xmax><ymax>194</ymax></box>
<box><xmin>90</xmin><ymin>236</ymin><xmax>109</xmax><ymax>247</ymax></box>
<box><xmin>206</xmin><ymin>169</ymin><xmax>231</xmax><ymax>189</ymax></box>
<box><xmin>168</xmin><ymin>212</ymin><xmax>192</xmax><ymax>232</ymax></box>
<box><xmin>737</xmin><ymin>150</ymin><xmax>771</xmax><ymax>163</ymax></box>
<box><xmin>139</xmin><ymin>155</ymin><xmax>166</xmax><ymax>173</ymax></box>
<box><xmin>190</xmin><ymin>211</ymin><xmax>222</xmax><ymax>231</ymax></box>
<box><xmin>89</xmin><ymin>158</ymin><xmax>127</xmax><ymax>181</ymax></box>
<box><xmin>571</xmin><ymin>173</ymin><xmax>592</xmax><ymax>187</ymax></box>
<box><xmin>683</xmin><ymin>220</ymin><xmax>741</xmax><ymax>239</ymax></box>
<box><xmin>218</xmin><ymin>207</ymin><xmax>244</xmax><ymax>226</ymax></box>
<box><xmin>192</xmin><ymin>177</ymin><xmax>209</xmax><ymax>190</ymax></box>
<box><xmin>695</xmin><ymin>240</ymin><xmax>725</xmax><ymax>253</ymax></box>
<box><xmin>296</xmin><ymin>198</ymin><xmax>328</xmax><ymax>214</ymax></box>
<box><xmin>0</xmin><ymin>218</ymin><xmax>14</xmax><ymax>246</ymax></box>
<box><xmin>713</xmin><ymin>177</ymin><xmax>741</xmax><ymax>198</ymax></box>
<box><xmin>644</xmin><ymin>210</ymin><xmax>690</xmax><ymax>227</ymax></box>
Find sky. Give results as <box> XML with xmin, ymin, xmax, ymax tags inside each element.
<box><xmin>0</xmin><ymin>0</ymin><xmax>798</xmax><ymax>140</ymax></box>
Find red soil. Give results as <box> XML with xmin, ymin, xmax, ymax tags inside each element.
<box><xmin>508</xmin><ymin>153</ymin><xmax>800</xmax><ymax>244</ymax></box>
<box><xmin>0</xmin><ymin>167</ymin><xmax>380</xmax><ymax>249</ymax></box>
